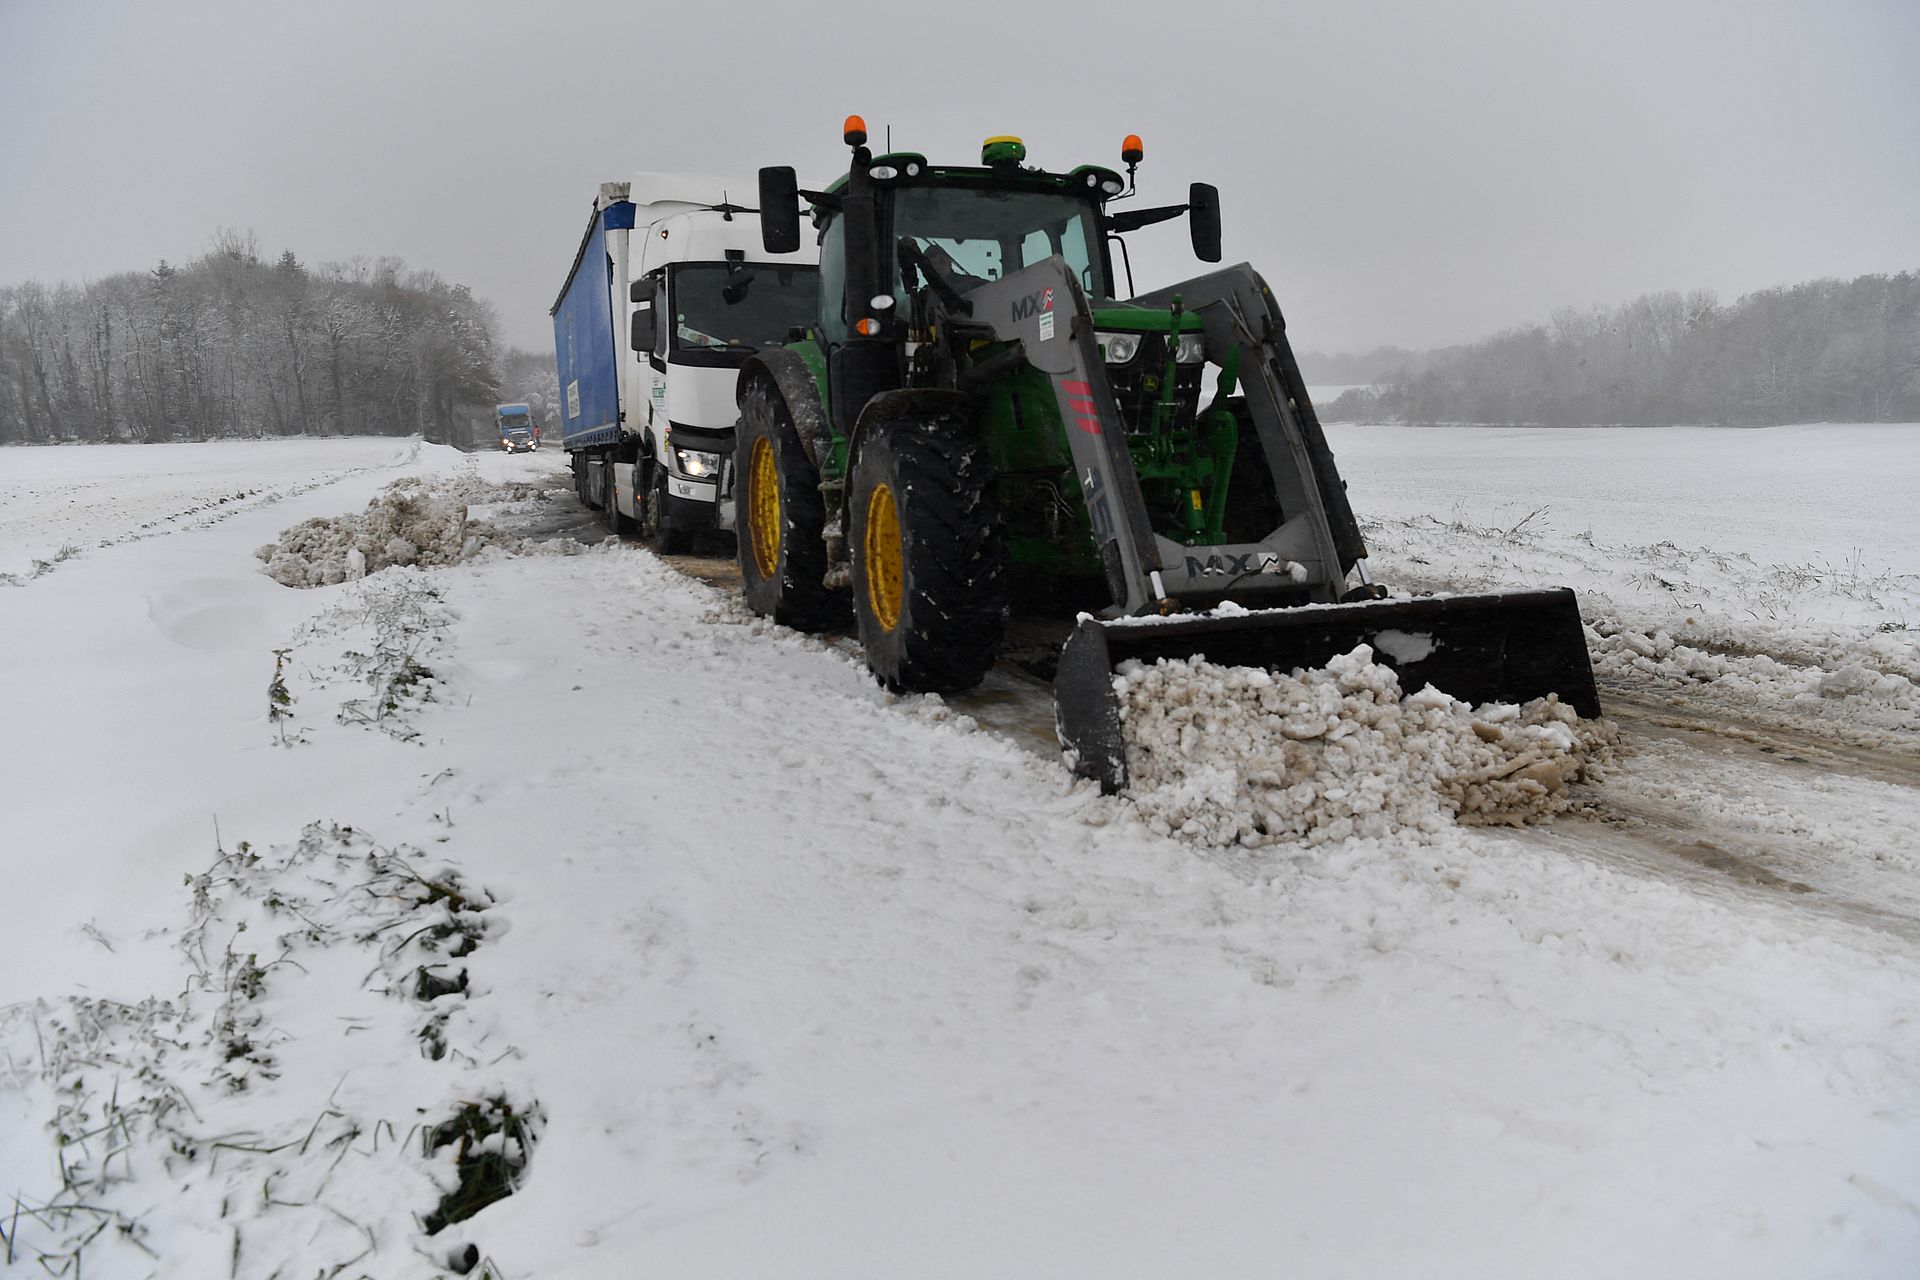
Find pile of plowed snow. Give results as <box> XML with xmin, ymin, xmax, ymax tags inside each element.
<box><xmin>1117</xmin><ymin>645</ymin><xmax>1612</xmax><ymax>848</ymax></box>
<box><xmin>257</xmin><ymin>475</ymin><xmax>547</xmax><ymax>587</ymax></box>
<box><xmin>1583</xmin><ymin>615</ymin><xmax>1920</xmax><ymax>734</ymax></box>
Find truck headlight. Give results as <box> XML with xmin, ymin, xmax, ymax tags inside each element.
<box><xmin>673</xmin><ymin>447</ymin><xmax>721</xmax><ymax>478</ymax></box>
<box><xmin>1174</xmin><ymin>333</ymin><xmax>1207</xmax><ymax>364</ymax></box>
<box><xmin>1097</xmin><ymin>332</ymin><xmax>1142</xmax><ymax>364</ymax></box>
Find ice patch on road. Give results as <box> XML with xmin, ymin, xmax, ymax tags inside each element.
<box><xmin>256</xmin><ymin>474</ymin><xmax>563</xmax><ymax>588</ymax></box>
<box><xmin>1117</xmin><ymin>645</ymin><xmax>1612</xmax><ymax>848</ymax></box>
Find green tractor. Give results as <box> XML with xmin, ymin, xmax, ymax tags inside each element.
<box><xmin>736</xmin><ymin>119</ymin><xmax>1599</xmax><ymax>791</ymax></box>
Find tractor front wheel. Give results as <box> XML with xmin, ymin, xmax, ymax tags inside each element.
<box><xmin>848</xmin><ymin>414</ymin><xmax>1007</xmax><ymax>693</ymax></box>
<box><xmin>736</xmin><ymin>376</ymin><xmax>842</xmax><ymax>631</ymax></box>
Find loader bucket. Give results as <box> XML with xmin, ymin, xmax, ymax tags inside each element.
<box><xmin>1054</xmin><ymin>588</ymin><xmax>1601</xmax><ymax>793</ymax></box>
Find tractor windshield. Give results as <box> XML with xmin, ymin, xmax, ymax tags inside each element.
<box><xmin>889</xmin><ymin>185</ymin><xmax>1106</xmax><ymax>300</ymax></box>
<box><xmin>670</xmin><ymin>263</ymin><xmax>820</xmax><ymax>358</ymax></box>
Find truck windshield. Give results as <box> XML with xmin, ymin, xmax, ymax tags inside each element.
<box><xmin>671</xmin><ymin>264</ymin><xmax>820</xmax><ymax>353</ymax></box>
<box><xmin>890</xmin><ymin>185</ymin><xmax>1106</xmax><ymax>299</ymax></box>
<box><xmin>499</xmin><ymin>413</ymin><xmax>532</xmax><ymax>431</ymax></box>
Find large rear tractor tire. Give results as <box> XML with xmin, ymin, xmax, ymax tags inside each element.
<box><xmin>736</xmin><ymin>376</ymin><xmax>842</xmax><ymax>631</ymax></box>
<box><xmin>848</xmin><ymin>413</ymin><xmax>1007</xmax><ymax>693</ymax></box>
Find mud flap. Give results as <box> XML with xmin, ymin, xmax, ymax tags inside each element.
<box><xmin>1054</xmin><ymin>588</ymin><xmax>1601</xmax><ymax>794</ymax></box>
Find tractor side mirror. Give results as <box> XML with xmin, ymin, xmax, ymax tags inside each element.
<box><xmin>629</xmin><ymin>305</ymin><xmax>655</xmax><ymax>354</ymax></box>
<box><xmin>1189</xmin><ymin>182</ymin><xmax>1222</xmax><ymax>263</ymax></box>
<box><xmin>758</xmin><ymin>167</ymin><xmax>802</xmax><ymax>255</ymax></box>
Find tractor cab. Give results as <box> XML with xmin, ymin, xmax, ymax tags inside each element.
<box><xmin>764</xmin><ymin>124</ymin><xmax>1215</xmax><ymax>334</ymax></box>
<box><xmin>756</xmin><ymin>124</ymin><xmax>1242</xmax><ymax>571</ymax></box>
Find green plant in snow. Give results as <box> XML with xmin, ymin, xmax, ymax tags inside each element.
<box><xmin>267</xmin><ymin>648</ymin><xmax>299</xmax><ymax>745</ymax></box>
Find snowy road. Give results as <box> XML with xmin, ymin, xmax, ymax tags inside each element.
<box><xmin>3</xmin><ymin>433</ymin><xmax>1917</xmax><ymax>1279</ymax></box>
<box><xmin>559</xmin><ymin>440</ymin><xmax>1920</xmax><ymax>949</ymax></box>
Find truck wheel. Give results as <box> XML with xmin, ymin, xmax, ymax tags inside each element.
<box><xmin>643</xmin><ymin>463</ymin><xmax>693</xmax><ymax>555</ymax></box>
<box><xmin>572</xmin><ymin>453</ymin><xmax>595</xmax><ymax>508</ymax></box>
<box><xmin>602</xmin><ymin>458</ymin><xmax>633</xmax><ymax>535</ymax></box>
<box><xmin>736</xmin><ymin>375</ymin><xmax>842</xmax><ymax>631</ymax></box>
<box><xmin>848</xmin><ymin>413</ymin><xmax>1006</xmax><ymax>693</ymax></box>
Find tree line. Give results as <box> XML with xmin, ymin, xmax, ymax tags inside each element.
<box><xmin>0</xmin><ymin>231</ymin><xmax>543</xmax><ymax>445</ymax></box>
<box><xmin>1313</xmin><ymin>271</ymin><xmax>1920</xmax><ymax>427</ymax></box>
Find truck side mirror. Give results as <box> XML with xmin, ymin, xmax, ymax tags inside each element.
<box><xmin>629</xmin><ymin>305</ymin><xmax>655</xmax><ymax>354</ymax></box>
<box><xmin>1189</xmin><ymin>182</ymin><xmax>1221</xmax><ymax>263</ymax></box>
<box><xmin>758</xmin><ymin>167</ymin><xmax>802</xmax><ymax>255</ymax></box>
<box><xmin>629</xmin><ymin>279</ymin><xmax>648</xmax><ymax>303</ymax></box>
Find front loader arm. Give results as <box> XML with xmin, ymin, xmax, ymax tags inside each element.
<box><xmin>975</xmin><ymin>259</ymin><xmax>1366</xmax><ymax>617</ymax></box>
<box><xmin>965</xmin><ymin>258</ymin><xmax>1165</xmax><ymax>615</ymax></box>
<box><xmin>1130</xmin><ymin>265</ymin><xmax>1368</xmax><ymax>582</ymax></box>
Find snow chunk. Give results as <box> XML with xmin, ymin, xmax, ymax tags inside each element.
<box><xmin>1115</xmin><ymin>645</ymin><xmax>1612</xmax><ymax>849</ymax></box>
<box><xmin>1372</xmin><ymin>628</ymin><xmax>1435</xmax><ymax>663</ymax></box>
<box><xmin>256</xmin><ymin>474</ymin><xmax>535</xmax><ymax>587</ymax></box>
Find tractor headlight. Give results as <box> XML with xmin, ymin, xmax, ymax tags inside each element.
<box><xmin>1098</xmin><ymin>332</ymin><xmax>1142</xmax><ymax>364</ymax></box>
<box><xmin>1174</xmin><ymin>333</ymin><xmax>1207</xmax><ymax>364</ymax></box>
<box><xmin>673</xmin><ymin>447</ymin><xmax>721</xmax><ymax>478</ymax></box>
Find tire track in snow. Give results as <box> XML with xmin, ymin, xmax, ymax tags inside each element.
<box><xmin>1532</xmin><ymin>686</ymin><xmax>1920</xmax><ymax>944</ymax></box>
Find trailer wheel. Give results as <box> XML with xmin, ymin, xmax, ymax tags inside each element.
<box><xmin>736</xmin><ymin>375</ymin><xmax>842</xmax><ymax>631</ymax></box>
<box><xmin>848</xmin><ymin>412</ymin><xmax>1007</xmax><ymax>693</ymax></box>
<box><xmin>572</xmin><ymin>453</ymin><xmax>595</xmax><ymax>508</ymax></box>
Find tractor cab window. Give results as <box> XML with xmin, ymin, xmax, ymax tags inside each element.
<box><xmin>1018</xmin><ymin>225</ymin><xmax>1097</xmax><ymax>295</ymax></box>
<box><xmin>817</xmin><ymin>215</ymin><xmax>848</xmax><ymax>344</ymax></box>
<box><xmin>918</xmin><ymin>235</ymin><xmax>1001</xmax><ymax>282</ymax></box>
<box><xmin>668</xmin><ymin>262</ymin><xmax>821</xmax><ymax>363</ymax></box>
<box><xmin>890</xmin><ymin>185</ymin><xmax>1105</xmax><ymax>302</ymax></box>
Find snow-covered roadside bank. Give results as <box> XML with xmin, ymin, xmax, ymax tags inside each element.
<box><xmin>0</xmin><ymin>443</ymin><xmax>537</xmax><ymax>1003</ymax></box>
<box><xmin>1330</xmin><ymin>423</ymin><xmax>1920</xmax><ymax>751</ymax></box>
<box><xmin>1328</xmin><ymin>422</ymin><xmax>1920</xmax><ymax>587</ymax></box>
<box><xmin>0</xmin><ymin>438</ymin><xmax>431</xmax><ymax>578</ymax></box>
<box><xmin>3</xmin><ymin>436</ymin><xmax>1919</xmax><ymax>1278</ymax></box>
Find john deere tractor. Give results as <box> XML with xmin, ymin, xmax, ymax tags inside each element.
<box><xmin>736</xmin><ymin>119</ymin><xmax>1599</xmax><ymax>790</ymax></box>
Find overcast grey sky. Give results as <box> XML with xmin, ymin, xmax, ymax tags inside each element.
<box><xmin>2</xmin><ymin>0</ymin><xmax>1915</xmax><ymax>356</ymax></box>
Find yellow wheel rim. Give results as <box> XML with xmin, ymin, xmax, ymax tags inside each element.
<box><xmin>746</xmin><ymin>436</ymin><xmax>780</xmax><ymax>579</ymax></box>
<box><xmin>863</xmin><ymin>482</ymin><xmax>904</xmax><ymax>632</ymax></box>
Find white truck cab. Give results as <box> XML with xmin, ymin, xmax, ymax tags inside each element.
<box><xmin>554</xmin><ymin>173</ymin><xmax>819</xmax><ymax>551</ymax></box>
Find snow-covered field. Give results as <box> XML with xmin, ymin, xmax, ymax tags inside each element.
<box><xmin>0</xmin><ymin>438</ymin><xmax>427</xmax><ymax>579</ymax></box>
<box><xmin>2</xmin><ymin>428</ymin><xmax>1917</xmax><ymax>1279</ymax></box>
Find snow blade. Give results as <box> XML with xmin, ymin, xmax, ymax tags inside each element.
<box><xmin>1054</xmin><ymin>588</ymin><xmax>1602</xmax><ymax>794</ymax></box>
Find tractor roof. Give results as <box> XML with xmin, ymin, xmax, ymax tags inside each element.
<box><xmin>816</xmin><ymin>153</ymin><xmax>1127</xmax><ymax>205</ymax></box>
